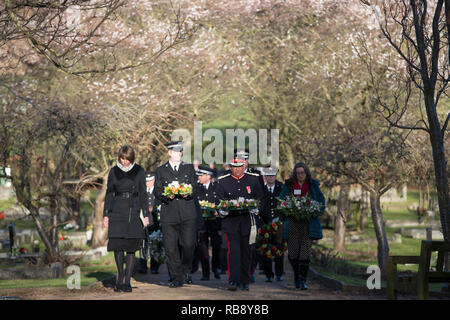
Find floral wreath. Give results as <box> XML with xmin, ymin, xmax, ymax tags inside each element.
<box><xmin>256</xmin><ymin>220</ymin><xmax>287</xmax><ymax>259</ymax></box>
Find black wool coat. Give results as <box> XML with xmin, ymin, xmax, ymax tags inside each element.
<box><xmin>103</xmin><ymin>164</ymin><xmax>149</xmax><ymax>239</ymax></box>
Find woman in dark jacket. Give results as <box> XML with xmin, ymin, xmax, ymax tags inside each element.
<box><xmin>279</xmin><ymin>162</ymin><xmax>325</xmax><ymax>290</ymax></box>
<box><xmin>103</xmin><ymin>145</ymin><xmax>150</xmax><ymax>292</ymax></box>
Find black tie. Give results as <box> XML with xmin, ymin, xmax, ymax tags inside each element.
<box><xmin>174</xmin><ymin>165</ymin><xmax>178</xmax><ymax>172</ymax></box>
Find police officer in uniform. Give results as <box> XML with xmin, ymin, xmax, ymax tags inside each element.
<box><xmin>147</xmin><ymin>172</ymin><xmax>164</xmax><ymax>274</ymax></box>
<box><xmin>194</xmin><ymin>166</ymin><xmax>222</xmax><ymax>280</ymax></box>
<box><xmin>154</xmin><ymin>141</ymin><xmax>201</xmax><ymax>288</ymax></box>
<box><xmin>216</xmin><ymin>155</ymin><xmax>264</xmax><ymax>291</ymax></box>
<box><xmin>261</xmin><ymin>166</ymin><xmax>285</xmax><ymax>282</ymax></box>
<box><xmin>138</xmin><ymin>171</ymin><xmax>157</xmax><ymax>273</ymax></box>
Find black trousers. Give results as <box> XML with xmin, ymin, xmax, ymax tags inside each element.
<box><xmin>262</xmin><ymin>253</ymin><xmax>284</xmax><ymax>278</ymax></box>
<box><xmin>161</xmin><ymin>219</ymin><xmax>196</xmax><ymax>283</ymax></box>
<box><xmin>150</xmin><ymin>260</ymin><xmax>161</xmax><ymax>272</ymax></box>
<box><xmin>222</xmin><ymin>214</ymin><xmax>252</xmax><ymax>285</ymax></box>
<box><xmin>198</xmin><ymin>226</ymin><xmax>222</xmax><ymax>276</ymax></box>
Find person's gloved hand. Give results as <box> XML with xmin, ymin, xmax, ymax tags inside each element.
<box><xmin>218</xmin><ymin>210</ymin><xmax>228</xmax><ymax>217</ymax></box>
<box><xmin>250</xmin><ymin>208</ymin><xmax>259</xmax><ymax>215</ymax></box>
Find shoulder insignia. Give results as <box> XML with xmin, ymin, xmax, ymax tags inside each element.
<box><xmin>218</xmin><ymin>173</ymin><xmax>231</xmax><ymax>180</ymax></box>
<box><xmin>246</xmin><ymin>172</ymin><xmax>260</xmax><ymax>177</ymax></box>
<box><xmin>156</xmin><ymin>163</ymin><xmax>167</xmax><ymax>170</ymax></box>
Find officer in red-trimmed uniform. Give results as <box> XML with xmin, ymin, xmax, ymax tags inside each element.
<box><xmin>216</xmin><ymin>155</ymin><xmax>264</xmax><ymax>291</ymax></box>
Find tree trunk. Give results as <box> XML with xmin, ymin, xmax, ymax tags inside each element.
<box><xmin>334</xmin><ymin>184</ymin><xmax>349</xmax><ymax>252</ymax></box>
<box><xmin>91</xmin><ymin>172</ymin><xmax>109</xmax><ymax>248</ymax></box>
<box><xmin>10</xmin><ymin>158</ymin><xmax>61</xmax><ymax>262</ymax></box>
<box><xmin>360</xmin><ymin>187</ymin><xmax>369</xmax><ymax>231</ymax></box>
<box><xmin>419</xmin><ymin>184</ymin><xmax>423</xmax><ymax>209</ymax></box>
<box><xmin>49</xmin><ymin>195</ymin><xmax>60</xmax><ymax>252</ymax></box>
<box><xmin>431</xmin><ymin>139</ymin><xmax>449</xmax><ymax>241</ymax></box>
<box><xmin>14</xmin><ymin>190</ymin><xmax>61</xmax><ymax>262</ymax></box>
<box><xmin>369</xmin><ymin>190</ymin><xmax>389</xmax><ymax>275</ymax></box>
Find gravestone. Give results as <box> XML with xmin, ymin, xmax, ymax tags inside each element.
<box><xmin>50</xmin><ymin>262</ymin><xmax>64</xmax><ymax>278</ymax></box>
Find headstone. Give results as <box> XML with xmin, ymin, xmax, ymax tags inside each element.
<box><xmin>50</xmin><ymin>262</ymin><xmax>64</xmax><ymax>278</ymax></box>
<box><xmin>426</xmin><ymin>227</ymin><xmax>432</xmax><ymax>241</ymax></box>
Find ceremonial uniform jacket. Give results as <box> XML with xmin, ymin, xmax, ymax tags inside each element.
<box><xmin>261</xmin><ymin>180</ymin><xmax>283</xmax><ymax>224</ymax></box>
<box><xmin>197</xmin><ymin>181</ymin><xmax>221</xmax><ymax>231</ymax></box>
<box><xmin>154</xmin><ymin>161</ymin><xmax>201</xmax><ymax>224</ymax></box>
<box><xmin>215</xmin><ymin>172</ymin><xmax>265</xmax><ymax>216</ymax></box>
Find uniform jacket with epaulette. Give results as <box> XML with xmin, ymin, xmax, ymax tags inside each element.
<box><xmin>196</xmin><ymin>181</ymin><xmax>221</xmax><ymax>231</ymax></box>
<box><xmin>261</xmin><ymin>180</ymin><xmax>283</xmax><ymax>224</ymax></box>
<box><xmin>154</xmin><ymin>161</ymin><xmax>201</xmax><ymax>224</ymax></box>
<box><xmin>215</xmin><ymin>172</ymin><xmax>265</xmax><ymax>215</ymax></box>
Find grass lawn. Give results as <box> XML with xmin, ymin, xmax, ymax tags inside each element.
<box><xmin>382</xmin><ymin>188</ymin><xmax>438</xmax><ymax>221</ymax></box>
<box><xmin>311</xmin><ymin>186</ymin><xmax>446</xmax><ymax>292</ymax></box>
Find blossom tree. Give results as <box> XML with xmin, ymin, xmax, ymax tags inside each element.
<box><xmin>361</xmin><ymin>0</ymin><xmax>449</xmax><ymax>243</ymax></box>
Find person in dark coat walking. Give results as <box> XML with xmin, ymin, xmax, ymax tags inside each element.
<box><xmin>195</xmin><ymin>165</ymin><xmax>222</xmax><ymax>280</ymax></box>
<box><xmin>103</xmin><ymin>145</ymin><xmax>150</xmax><ymax>293</ymax></box>
<box><xmin>154</xmin><ymin>141</ymin><xmax>201</xmax><ymax>288</ymax></box>
<box><xmin>260</xmin><ymin>166</ymin><xmax>285</xmax><ymax>282</ymax></box>
<box><xmin>279</xmin><ymin>162</ymin><xmax>325</xmax><ymax>290</ymax></box>
<box><xmin>216</xmin><ymin>155</ymin><xmax>264</xmax><ymax>291</ymax></box>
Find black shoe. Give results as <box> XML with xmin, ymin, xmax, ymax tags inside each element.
<box><xmin>169</xmin><ymin>280</ymin><xmax>183</xmax><ymax>288</ymax></box>
<box><xmin>214</xmin><ymin>270</ymin><xmax>221</xmax><ymax>279</ymax></box>
<box><xmin>241</xmin><ymin>283</ymin><xmax>250</xmax><ymax>291</ymax></box>
<box><xmin>299</xmin><ymin>278</ymin><xmax>308</xmax><ymax>290</ymax></box>
<box><xmin>113</xmin><ymin>284</ymin><xmax>122</xmax><ymax>292</ymax></box>
<box><xmin>122</xmin><ymin>284</ymin><xmax>132</xmax><ymax>292</ymax></box>
<box><xmin>276</xmin><ymin>276</ymin><xmax>283</xmax><ymax>282</ymax></box>
<box><xmin>201</xmin><ymin>275</ymin><xmax>210</xmax><ymax>281</ymax></box>
<box><xmin>151</xmin><ymin>270</ymin><xmax>159</xmax><ymax>274</ymax></box>
<box><xmin>227</xmin><ymin>281</ymin><xmax>238</xmax><ymax>291</ymax></box>
<box><xmin>185</xmin><ymin>274</ymin><xmax>193</xmax><ymax>284</ymax></box>
<box><xmin>265</xmin><ymin>276</ymin><xmax>273</xmax><ymax>283</ymax></box>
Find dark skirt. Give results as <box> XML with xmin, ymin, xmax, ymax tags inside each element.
<box><xmin>107</xmin><ymin>238</ymin><xmax>142</xmax><ymax>252</ymax></box>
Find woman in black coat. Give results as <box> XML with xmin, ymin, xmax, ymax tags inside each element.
<box><xmin>103</xmin><ymin>145</ymin><xmax>150</xmax><ymax>292</ymax></box>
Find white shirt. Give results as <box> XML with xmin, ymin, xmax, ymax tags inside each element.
<box><xmin>169</xmin><ymin>160</ymin><xmax>181</xmax><ymax>172</ymax></box>
<box><xmin>147</xmin><ymin>186</ymin><xmax>154</xmax><ymax>194</ymax></box>
<box><xmin>267</xmin><ymin>184</ymin><xmax>275</xmax><ymax>193</ymax></box>
<box><xmin>203</xmin><ymin>182</ymin><xmax>211</xmax><ymax>190</ymax></box>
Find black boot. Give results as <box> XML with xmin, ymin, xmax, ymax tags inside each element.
<box><xmin>123</xmin><ymin>252</ymin><xmax>135</xmax><ymax>293</ymax></box>
<box><xmin>289</xmin><ymin>258</ymin><xmax>301</xmax><ymax>288</ymax></box>
<box><xmin>114</xmin><ymin>251</ymin><xmax>125</xmax><ymax>292</ymax></box>
<box><xmin>298</xmin><ymin>259</ymin><xmax>309</xmax><ymax>290</ymax></box>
